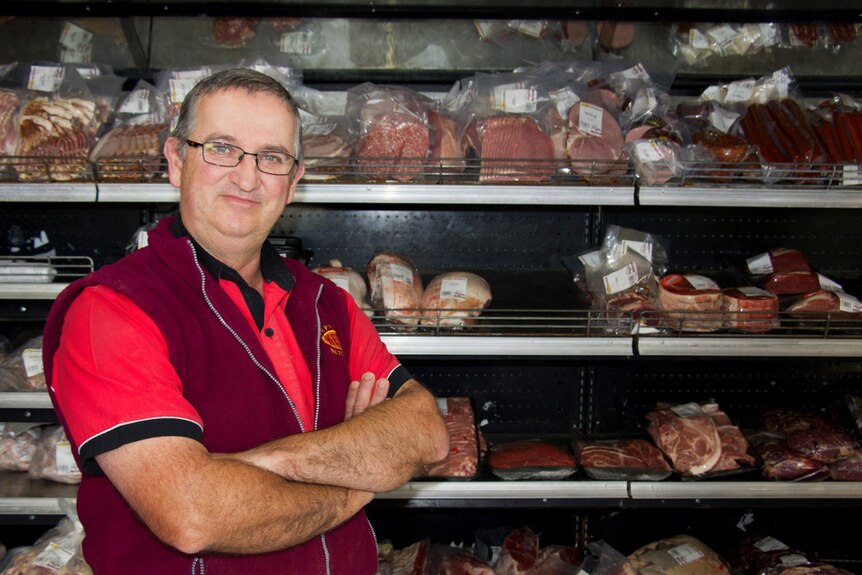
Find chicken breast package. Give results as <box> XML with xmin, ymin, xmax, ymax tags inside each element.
<box><xmin>311</xmin><ymin>259</ymin><xmax>373</xmax><ymax>318</ymax></box>
<box><xmin>420</xmin><ymin>272</ymin><xmax>492</xmax><ymax>329</ymax></box>
<box><xmin>367</xmin><ymin>252</ymin><xmax>424</xmax><ymax>329</ymax></box>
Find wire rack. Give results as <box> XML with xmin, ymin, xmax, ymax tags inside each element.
<box><xmin>0</xmin><ymin>255</ymin><xmax>94</xmax><ymax>283</ymax></box>
<box><xmin>648</xmin><ymin>161</ymin><xmax>862</xmax><ymax>189</ymax></box>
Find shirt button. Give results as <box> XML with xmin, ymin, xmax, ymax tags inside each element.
<box><xmin>264</xmin><ymin>327</ymin><xmax>274</xmax><ymax>337</ymax></box>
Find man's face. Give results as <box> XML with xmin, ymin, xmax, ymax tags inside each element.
<box><xmin>165</xmin><ymin>88</ymin><xmax>304</xmax><ymax>250</ymax></box>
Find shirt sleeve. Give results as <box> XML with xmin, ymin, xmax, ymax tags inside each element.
<box><xmin>341</xmin><ymin>290</ymin><xmax>413</xmax><ymax>396</ymax></box>
<box><xmin>51</xmin><ymin>285</ymin><xmax>204</xmax><ymax>474</ymax></box>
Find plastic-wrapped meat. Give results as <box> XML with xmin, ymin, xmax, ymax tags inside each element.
<box><xmin>0</xmin><ymin>89</ymin><xmax>20</xmax><ymax>156</ymax></box>
<box><xmin>829</xmin><ymin>451</ymin><xmax>862</xmax><ymax>480</ymax></box>
<box><xmin>367</xmin><ymin>252</ymin><xmax>424</xmax><ymax>328</ymax></box>
<box><xmin>775</xmin><ymin>564</ymin><xmax>856</xmax><ymax>575</ymax></box>
<box><xmin>494</xmin><ymin>527</ymin><xmax>539</xmax><ymax>575</ymax></box>
<box><xmin>627</xmin><ymin>535</ymin><xmax>731</xmax><ymax>575</ymax></box>
<box><xmin>761</xmin><ymin>408</ymin><xmax>855</xmax><ymax>464</ymax></box>
<box><xmin>392</xmin><ymin>540</ymin><xmax>431</xmax><ymax>575</ymax></box>
<box><xmin>786</xmin><ymin>289</ymin><xmax>862</xmax><ymax>319</ymax></box>
<box><xmin>627</xmin><ymin>138</ymin><xmax>681</xmax><ymax>185</ymax></box>
<box><xmin>478</xmin><ymin>116</ymin><xmax>556</xmax><ymax>183</ymax></box>
<box><xmin>721</xmin><ymin>287</ymin><xmax>779</xmax><ymax>333</ymax></box>
<box><xmin>420</xmin><ymin>272</ymin><xmax>492</xmax><ymax>328</ymax></box>
<box><xmin>28</xmin><ymin>425</ymin><xmax>81</xmax><ymax>484</ymax></box>
<box><xmin>312</xmin><ymin>259</ymin><xmax>373</xmax><ymax>317</ymax></box>
<box><xmin>760</xmin><ymin>271</ymin><xmax>822</xmax><ymax>296</ymax></box>
<box><xmin>0</xmin><ymin>423</ymin><xmax>43</xmax><ymax>471</ymax></box>
<box><xmin>428</xmin><ymin>109</ymin><xmax>465</xmax><ymax>172</ymax></box>
<box><xmin>702</xmin><ymin>403</ymin><xmax>756</xmax><ymax>472</ymax></box>
<box><xmin>213</xmin><ymin>17</ymin><xmax>259</xmax><ymax>46</ymax></box>
<box><xmin>748</xmin><ymin>432</ymin><xmax>829</xmax><ymax>481</ymax></box>
<box><xmin>489</xmin><ymin>440</ymin><xmax>576</xmax><ymax>470</ymax></box>
<box><xmin>0</xmin><ymin>335</ymin><xmax>46</xmax><ymax>391</ymax></box>
<box><xmin>728</xmin><ymin>535</ymin><xmax>812</xmax><ymax>575</ymax></box>
<box><xmin>657</xmin><ymin>274</ymin><xmax>723</xmax><ymax>332</ymax></box>
<box><xmin>528</xmin><ymin>546</ymin><xmax>583</xmax><ymax>575</ymax></box>
<box><xmin>597</xmin><ymin>21</ymin><xmax>636</xmax><ymax>51</ymax></box>
<box><xmin>429</xmin><ymin>545</ymin><xmax>494</xmax><ymax>575</ymax></box>
<box><xmin>579</xmin><ymin>438</ymin><xmax>672</xmax><ymax>480</ymax></box>
<box><xmin>422</xmin><ymin>397</ymin><xmax>478</xmax><ymax>479</ymax></box>
<box><xmin>90</xmin><ymin>122</ymin><xmax>168</xmax><ymax>180</ymax></box>
<box><xmin>646</xmin><ymin>403</ymin><xmax>722</xmax><ymax>476</ymax></box>
<box><xmin>268</xmin><ymin>17</ymin><xmax>303</xmax><ymax>32</ymax></box>
<box><xmin>566</xmin><ymin>102</ymin><xmax>624</xmax><ymax>177</ymax></box>
<box><xmin>357</xmin><ymin>112</ymin><xmax>429</xmax><ymax>182</ymax></box>
<box><xmin>302</xmin><ymin>133</ymin><xmax>351</xmax><ymax>180</ymax></box>
<box><xmin>746</xmin><ymin>248</ymin><xmax>811</xmax><ymax>275</ymax></box>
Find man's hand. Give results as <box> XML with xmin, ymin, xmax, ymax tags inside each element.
<box><xmin>344</xmin><ymin>372</ymin><xmax>389</xmax><ymax>420</ymax></box>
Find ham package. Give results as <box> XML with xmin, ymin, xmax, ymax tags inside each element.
<box><xmin>312</xmin><ymin>259</ymin><xmax>373</xmax><ymax>317</ymax></box>
<box><xmin>657</xmin><ymin>274</ymin><xmax>722</xmax><ymax>332</ymax></box>
<box><xmin>422</xmin><ymin>397</ymin><xmax>479</xmax><ymax>479</ymax></box>
<box><xmin>721</xmin><ymin>287</ymin><xmax>779</xmax><ymax>333</ymax></box>
<box><xmin>576</xmin><ymin>437</ymin><xmax>671</xmax><ymax>481</ymax></box>
<box><xmin>488</xmin><ymin>439</ymin><xmax>577</xmax><ymax>480</ymax></box>
<box><xmin>566</xmin><ymin>100</ymin><xmax>624</xmax><ymax>177</ymax></box>
<box><xmin>627</xmin><ymin>535</ymin><xmax>731</xmax><ymax>575</ymax></box>
<box><xmin>420</xmin><ymin>272</ymin><xmax>492</xmax><ymax>329</ymax></box>
<box><xmin>477</xmin><ymin>116</ymin><xmax>556</xmax><ymax>183</ymax></box>
<box><xmin>646</xmin><ymin>402</ymin><xmax>755</xmax><ymax>478</ymax></box>
<box><xmin>367</xmin><ymin>252</ymin><xmax>424</xmax><ymax>329</ymax></box>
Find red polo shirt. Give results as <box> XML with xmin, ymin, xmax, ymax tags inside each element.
<box><xmin>53</xmin><ymin>277</ymin><xmax>400</xmax><ymax>456</ymax></box>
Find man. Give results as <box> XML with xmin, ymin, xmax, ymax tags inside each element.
<box><xmin>42</xmin><ymin>68</ymin><xmax>449</xmax><ymax>574</ymax></box>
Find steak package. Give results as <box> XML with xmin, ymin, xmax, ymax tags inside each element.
<box><xmin>721</xmin><ymin>287</ymin><xmax>779</xmax><ymax>332</ymax></box>
<box><xmin>421</xmin><ymin>397</ymin><xmax>479</xmax><ymax>480</ymax></box>
<box><xmin>786</xmin><ymin>289</ymin><xmax>862</xmax><ymax>319</ymax></box>
<box><xmin>367</xmin><ymin>252</ymin><xmax>425</xmax><ymax>330</ymax></box>
<box><xmin>646</xmin><ymin>401</ymin><xmax>755</xmax><ymax>478</ymax></box>
<box><xmin>488</xmin><ymin>439</ymin><xmax>577</xmax><ymax>480</ymax></box>
<box><xmin>0</xmin><ymin>336</ymin><xmax>46</xmax><ymax>391</ymax></box>
<box><xmin>627</xmin><ymin>535</ymin><xmax>731</xmax><ymax>575</ymax></box>
<box><xmin>494</xmin><ymin>526</ymin><xmax>540</xmax><ymax>575</ymax></box>
<box><xmin>728</xmin><ymin>535</ymin><xmax>813</xmax><ymax>575</ymax></box>
<box><xmin>746</xmin><ymin>249</ymin><xmax>811</xmax><ymax>276</ymax></box>
<box><xmin>292</xmin><ymin>84</ymin><xmax>352</xmax><ymax>181</ymax></box>
<box><xmin>419</xmin><ymin>272</ymin><xmax>492</xmax><ymax>329</ymax></box>
<box><xmin>311</xmin><ymin>259</ymin><xmax>373</xmax><ymax>317</ymax></box>
<box><xmin>760</xmin><ymin>407</ymin><xmax>855</xmax><ymax>464</ymax></box>
<box><xmin>28</xmin><ymin>425</ymin><xmax>82</xmax><ymax>485</ymax></box>
<box><xmin>747</xmin><ymin>432</ymin><xmax>830</xmax><ymax>481</ymax></box>
<box><xmin>427</xmin><ymin>544</ymin><xmax>494</xmax><ymax>575</ymax></box>
<box><xmin>576</xmin><ymin>437</ymin><xmax>672</xmax><ymax>481</ymax></box>
<box><xmin>657</xmin><ymin>274</ymin><xmax>723</xmax><ymax>332</ymax></box>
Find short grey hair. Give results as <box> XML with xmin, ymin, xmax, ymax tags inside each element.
<box><xmin>171</xmin><ymin>68</ymin><xmax>303</xmax><ymax>165</ymax></box>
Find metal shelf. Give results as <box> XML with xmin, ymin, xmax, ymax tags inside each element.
<box><xmin>638</xmin><ymin>186</ymin><xmax>862</xmax><ymax>209</ymax></box>
<box><xmin>0</xmin><ymin>184</ymin><xmax>96</xmax><ymax>203</ymax></box>
<box><xmin>381</xmin><ymin>335</ymin><xmax>634</xmax><ymax>357</ymax></box>
<box><xmin>379</xmin><ymin>480</ymin><xmax>629</xmax><ymax>500</ymax></box>
<box><xmin>0</xmin><ymin>283</ymin><xmax>68</xmax><ymax>300</ymax></box>
<box><xmin>637</xmin><ymin>337</ymin><xmax>862</xmax><ymax>358</ymax></box>
<box><xmin>629</xmin><ymin>481</ymin><xmax>862</xmax><ymax>500</ymax></box>
<box><xmin>0</xmin><ymin>393</ymin><xmax>53</xmax><ymax>410</ymax></box>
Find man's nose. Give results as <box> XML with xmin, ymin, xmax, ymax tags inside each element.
<box><xmin>230</xmin><ymin>153</ymin><xmax>261</xmax><ymax>190</ymax></box>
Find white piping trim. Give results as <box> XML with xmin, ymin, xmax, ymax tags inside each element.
<box><xmin>77</xmin><ymin>416</ymin><xmax>203</xmax><ymax>455</ymax></box>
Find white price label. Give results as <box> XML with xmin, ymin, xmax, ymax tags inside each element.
<box><xmin>634</xmin><ymin>140</ymin><xmax>664</xmax><ymax>163</ymax></box>
<box><xmin>75</xmin><ymin>65</ymin><xmax>100</xmax><ymax>79</ymax></box>
<box><xmin>492</xmin><ymin>87</ymin><xmax>537</xmax><ymax>113</ymax></box>
<box><xmin>668</xmin><ymin>543</ymin><xmax>704</xmax><ymax>566</ymax></box>
<box><xmin>578</xmin><ymin>250</ymin><xmax>603</xmax><ymax>269</ymax></box>
<box><xmin>578</xmin><ymin>103</ymin><xmax>604</xmax><ymax>137</ymax></box>
<box><xmin>136</xmin><ymin>230</ymin><xmax>149</xmax><ymax>250</ymax></box>
<box><xmin>60</xmin><ymin>21</ymin><xmax>93</xmax><ymax>52</ymax></box>
<box><xmin>780</xmin><ymin>554</ymin><xmax>809</xmax><ymax>567</ymax></box>
<box><xmin>331</xmin><ymin>275</ymin><xmax>350</xmax><ymax>292</ymax></box>
<box><xmin>28</xmin><ymin>65</ymin><xmax>65</xmax><ymax>92</ymax></box>
<box><xmin>746</xmin><ymin>252</ymin><xmax>774</xmax><ymax>275</ymax></box>
<box><xmin>440</xmin><ymin>277</ymin><xmax>468</xmax><ymax>300</ymax></box>
<box><xmin>622</xmin><ymin>240</ymin><xmax>653</xmax><ymax>263</ymax></box>
<box><xmin>22</xmin><ymin>349</ymin><xmax>44</xmax><ymax>378</ymax></box>
<box><xmin>737</xmin><ymin>286</ymin><xmax>773</xmax><ymax>297</ymax></box>
<box><xmin>436</xmin><ymin>398</ymin><xmax>449</xmax><ymax>415</ymax></box>
<box><xmin>754</xmin><ymin>536</ymin><xmax>789</xmax><ymax>552</ymax></box>
<box><xmin>602</xmin><ymin>262</ymin><xmax>638</xmax><ymax>295</ymax></box>
<box><xmin>689</xmin><ymin>28</ymin><xmax>710</xmax><ymax>50</ymax></box>
<box><xmin>632</xmin><ymin>87</ymin><xmax>658</xmax><ymax>118</ymax></box>
<box><xmin>61</xmin><ymin>45</ymin><xmax>93</xmax><ymax>64</ymax></box>
<box><xmin>671</xmin><ymin>402</ymin><xmax>703</xmax><ymax>417</ymax></box>
<box><xmin>550</xmin><ymin>87</ymin><xmax>580</xmax><ymax>120</ymax></box>
<box><xmin>169</xmin><ymin>78</ymin><xmax>200</xmax><ymax>104</ymax></box>
<box><xmin>387</xmin><ymin>263</ymin><xmax>414</xmax><ymax>286</ymax></box>
<box><xmin>709</xmin><ymin>107</ymin><xmax>740</xmax><ymax>134</ymax></box>
<box><xmin>685</xmin><ymin>274</ymin><xmax>720</xmax><ymax>290</ymax></box>
<box><xmin>838</xmin><ymin>292</ymin><xmax>862</xmax><ymax>313</ymax></box>
<box><xmin>725</xmin><ymin>79</ymin><xmax>755</xmax><ymax>103</ymax></box>
<box><xmin>55</xmin><ymin>440</ymin><xmax>79</xmax><ymax>475</ymax></box>
<box><xmin>33</xmin><ymin>542</ymin><xmax>75</xmax><ymax>570</ymax></box>
<box><xmin>119</xmin><ymin>89</ymin><xmax>151</xmax><ymax>115</ymax></box>
<box><xmin>280</xmin><ymin>31</ymin><xmax>314</xmax><ymax>55</ymax></box>
<box><xmin>621</xmin><ymin>63</ymin><xmax>651</xmax><ymax>81</ymax></box>
<box><xmin>842</xmin><ymin>164</ymin><xmax>862</xmax><ymax>186</ymax></box>
<box><xmin>707</xmin><ymin>24</ymin><xmax>737</xmax><ymax>47</ymax></box>
<box><xmin>818</xmin><ymin>273</ymin><xmax>843</xmax><ymax>291</ymax></box>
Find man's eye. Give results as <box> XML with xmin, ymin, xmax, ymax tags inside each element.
<box><xmin>208</xmin><ymin>143</ymin><xmax>233</xmax><ymax>155</ymax></box>
<box><xmin>260</xmin><ymin>153</ymin><xmax>285</xmax><ymax>164</ymax></box>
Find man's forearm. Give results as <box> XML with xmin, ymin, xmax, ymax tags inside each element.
<box><xmin>229</xmin><ymin>380</ymin><xmax>449</xmax><ymax>492</ymax></box>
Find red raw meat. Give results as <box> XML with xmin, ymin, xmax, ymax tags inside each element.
<box><xmin>786</xmin><ymin>289</ymin><xmax>862</xmax><ymax>319</ymax></box>
<box><xmin>746</xmin><ymin>248</ymin><xmax>810</xmax><ymax>275</ymax></box>
<box><xmin>422</xmin><ymin>397</ymin><xmax>479</xmax><ymax>479</ymax></box>
<box><xmin>495</xmin><ymin>527</ymin><xmax>539</xmax><ymax>575</ymax></box>
<box><xmin>646</xmin><ymin>403</ymin><xmax>722</xmax><ymax>476</ymax></box>
<box><xmin>427</xmin><ymin>109</ymin><xmax>465</xmax><ymax>172</ymax></box>
<box><xmin>721</xmin><ymin>287</ymin><xmax>779</xmax><ymax>333</ymax></box>
<box><xmin>761</xmin><ymin>271</ymin><xmax>822</xmax><ymax>296</ymax></box>
<box><xmin>579</xmin><ymin>438</ymin><xmax>670</xmax><ymax>471</ymax></box>
<box><xmin>749</xmin><ymin>432</ymin><xmax>829</xmax><ymax>481</ymax></box>
<box><xmin>658</xmin><ymin>274</ymin><xmax>722</xmax><ymax>332</ymax></box>
<box><xmin>488</xmin><ymin>440</ymin><xmax>577</xmax><ymax>470</ymax></box>
<box><xmin>357</xmin><ymin>113</ymin><xmax>430</xmax><ymax>182</ymax></box>
<box><xmin>477</xmin><ymin>116</ymin><xmax>556</xmax><ymax>183</ymax></box>
<box><xmin>213</xmin><ymin>18</ymin><xmax>259</xmax><ymax>46</ymax></box>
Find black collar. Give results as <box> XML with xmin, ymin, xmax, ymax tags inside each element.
<box><xmin>170</xmin><ymin>217</ymin><xmax>295</xmax><ymax>329</ymax></box>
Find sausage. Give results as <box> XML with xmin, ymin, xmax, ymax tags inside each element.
<box><xmin>841</xmin><ymin>110</ymin><xmax>862</xmax><ymax>163</ymax></box>
<box><xmin>816</xmin><ymin>120</ymin><xmax>841</xmax><ymax>164</ymax></box>
<box><xmin>753</xmin><ymin>104</ymin><xmax>797</xmax><ymax>162</ymax></box>
<box><xmin>780</xmin><ymin>99</ymin><xmax>829</xmax><ymax>163</ymax></box>
<box><xmin>741</xmin><ymin>106</ymin><xmax>789</xmax><ymax>164</ymax></box>
<box><xmin>831</xmin><ymin>107</ymin><xmax>857</xmax><ymax>162</ymax></box>
<box><xmin>766</xmin><ymin>100</ymin><xmax>813</xmax><ymax>162</ymax></box>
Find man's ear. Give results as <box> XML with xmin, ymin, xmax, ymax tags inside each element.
<box><xmin>164</xmin><ymin>137</ymin><xmax>184</xmax><ymax>189</ymax></box>
<box><xmin>286</xmin><ymin>162</ymin><xmax>305</xmax><ymax>205</ymax></box>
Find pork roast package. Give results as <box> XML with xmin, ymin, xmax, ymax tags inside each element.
<box><xmin>645</xmin><ymin>401</ymin><xmax>756</xmax><ymax>478</ymax></box>
<box><xmin>0</xmin><ymin>335</ymin><xmax>46</xmax><ymax>392</ymax></box>
<box><xmin>627</xmin><ymin>534</ymin><xmax>731</xmax><ymax>575</ymax></box>
<box><xmin>0</xmin><ymin>423</ymin><xmax>42</xmax><ymax>471</ymax></box>
<box><xmin>488</xmin><ymin>439</ymin><xmax>577</xmax><ymax>480</ymax></box>
<box><xmin>575</xmin><ymin>436</ymin><xmax>672</xmax><ymax>481</ymax></box>
<box><xmin>28</xmin><ymin>425</ymin><xmax>81</xmax><ymax>485</ymax></box>
<box><xmin>421</xmin><ymin>397</ymin><xmax>479</xmax><ymax>480</ymax></box>
<box><xmin>419</xmin><ymin>271</ymin><xmax>492</xmax><ymax>329</ymax></box>
<box><xmin>346</xmin><ymin>83</ymin><xmax>432</xmax><ymax>182</ymax></box>
<box><xmin>367</xmin><ymin>252</ymin><xmax>425</xmax><ymax>330</ymax></box>
<box><xmin>1</xmin><ymin>500</ymin><xmax>91</xmax><ymax>575</ymax></box>
<box><xmin>311</xmin><ymin>259</ymin><xmax>373</xmax><ymax>317</ymax></box>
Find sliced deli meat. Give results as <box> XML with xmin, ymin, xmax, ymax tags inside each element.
<box><xmin>566</xmin><ymin>101</ymin><xmax>624</xmax><ymax>176</ymax></box>
<box><xmin>420</xmin><ymin>272</ymin><xmax>492</xmax><ymax>328</ymax></box>
<box><xmin>721</xmin><ymin>287</ymin><xmax>779</xmax><ymax>333</ymax></box>
<box><xmin>301</xmin><ymin>133</ymin><xmax>351</xmax><ymax>180</ymax></box>
<box><xmin>367</xmin><ymin>252</ymin><xmax>424</xmax><ymax>328</ymax></box>
<box><xmin>657</xmin><ymin>274</ymin><xmax>722</xmax><ymax>332</ymax></box>
<box><xmin>427</xmin><ymin>109</ymin><xmax>466</xmax><ymax>172</ymax></box>
<box><xmin>422</xmin><ymin>397</ymin><xmax>479</xmax><ymax>479</ymax></box>
<box><xmin>477</xmin><ymin>116</ymin><xmax>556</xmax><ymax>183</ymax></box>
<box><xmin>357</xmin><ymin>112</ymin><xmax>430</xmax><ymax>182</ymax></box>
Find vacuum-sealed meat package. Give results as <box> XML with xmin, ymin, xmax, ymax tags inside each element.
<box><xmin>0</xmin><ymin>423</ymin><xmax>43</xmax><ymax>471</ymax></box>
<box><xmin>419</xmin><ymin>272</ymin><xmax>492</xmax><ymax>329</ymax></box>
<box><xmin>28</xmin><ymin>425</ymin><xmax>82</xmax><ymax>485</ymax></box>
<box><xmin>421</xmin><ymin>397</ymin><xmax>479</xmax><ymax>479</ymax></box>
<box><xmin>488</xmin><ymin>439</ymin><xmax>577</xmax><ymax>480</ymax></box>
<box><xmin>312</xmin><ymin>259</ymin><xmax>373</xmax><ymax>317</ymax></box>
<box><xmin>0</xmin><ymin>336</ymin><xmax>46</xmax><ymax>391</ymax></box>
<box><xmin>367</xmin><ymin>252</ymin><xmax>424</xmax><ymax>329</ymax></box>
<box><xmin>576</xmin><ymin>437</ymin><xmax>671</xmax><ymax>481</ymax></box>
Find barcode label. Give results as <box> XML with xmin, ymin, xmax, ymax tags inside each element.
<box><xmin>603</xmin><ymin>262</ymin><xmax>637</xmax><ymax>295</ymax></box>
<box><xmin>440</xmin><ymin>277</ymin><xmax>468</xmax><ymax>300</ymax></box>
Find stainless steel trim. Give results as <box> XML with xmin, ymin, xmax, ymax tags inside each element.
<box><xmin>639</xmin><ymin>186</ymin><xmax>862</xmax><ymax>208</ymax></box>
<box><xmin>629</xmin><ymin>482</ymin><xmax>862</xmax><ymax>500</ymax></box>
<box><xmin>377</xmin><ymin>481</ymin><xmax>629</xmax><ymax>499</ymax></box>
<box><xmin>0</xmin><ymin>392</ymin><xmax>53</xmax><ymax>409</ymax></box>
<box><xmin>97</xmin><ymin>183</ymin><xmax>179</xmax><ymax>203</ymax></box>
<box><xmin>0</xmin><ymin>283</ymin><xmax>68</xmax><ymax>300</ymax></box>
<box><xmin>637</xmin><ymin>337</ymin><xmax>862</xmax><ymax>357</ymax></box>
<box><xmin>381</xmin><ymin>336</ymin><xmax>634</xmax><ymax>356</ymax></box>
<box><xmin>0</xmin><ymin>184</ymin><xmax>97</xmax><ymax>202</ymax></box>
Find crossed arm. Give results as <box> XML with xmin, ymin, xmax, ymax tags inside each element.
<box><xmin>96</xmin><ymin>374</ymin><xmax>449</xmax><ymax>556</ymax></box>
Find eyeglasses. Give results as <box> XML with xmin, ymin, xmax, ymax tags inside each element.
<box><xmin>186</xmin><ymin>140</ymin><xmax>297</xmax><ymax>176</ymax></box>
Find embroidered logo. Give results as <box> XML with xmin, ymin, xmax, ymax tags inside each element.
<box><xmin>321</xmin><ymin>325</ymin><xmax>343</xmax><ymax>356</ymax></box>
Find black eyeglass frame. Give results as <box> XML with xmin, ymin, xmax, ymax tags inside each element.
<box><xmin>186</xmin><ymin>139</ymin><xmax>298</xmax><ymax>176</ymax></box>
